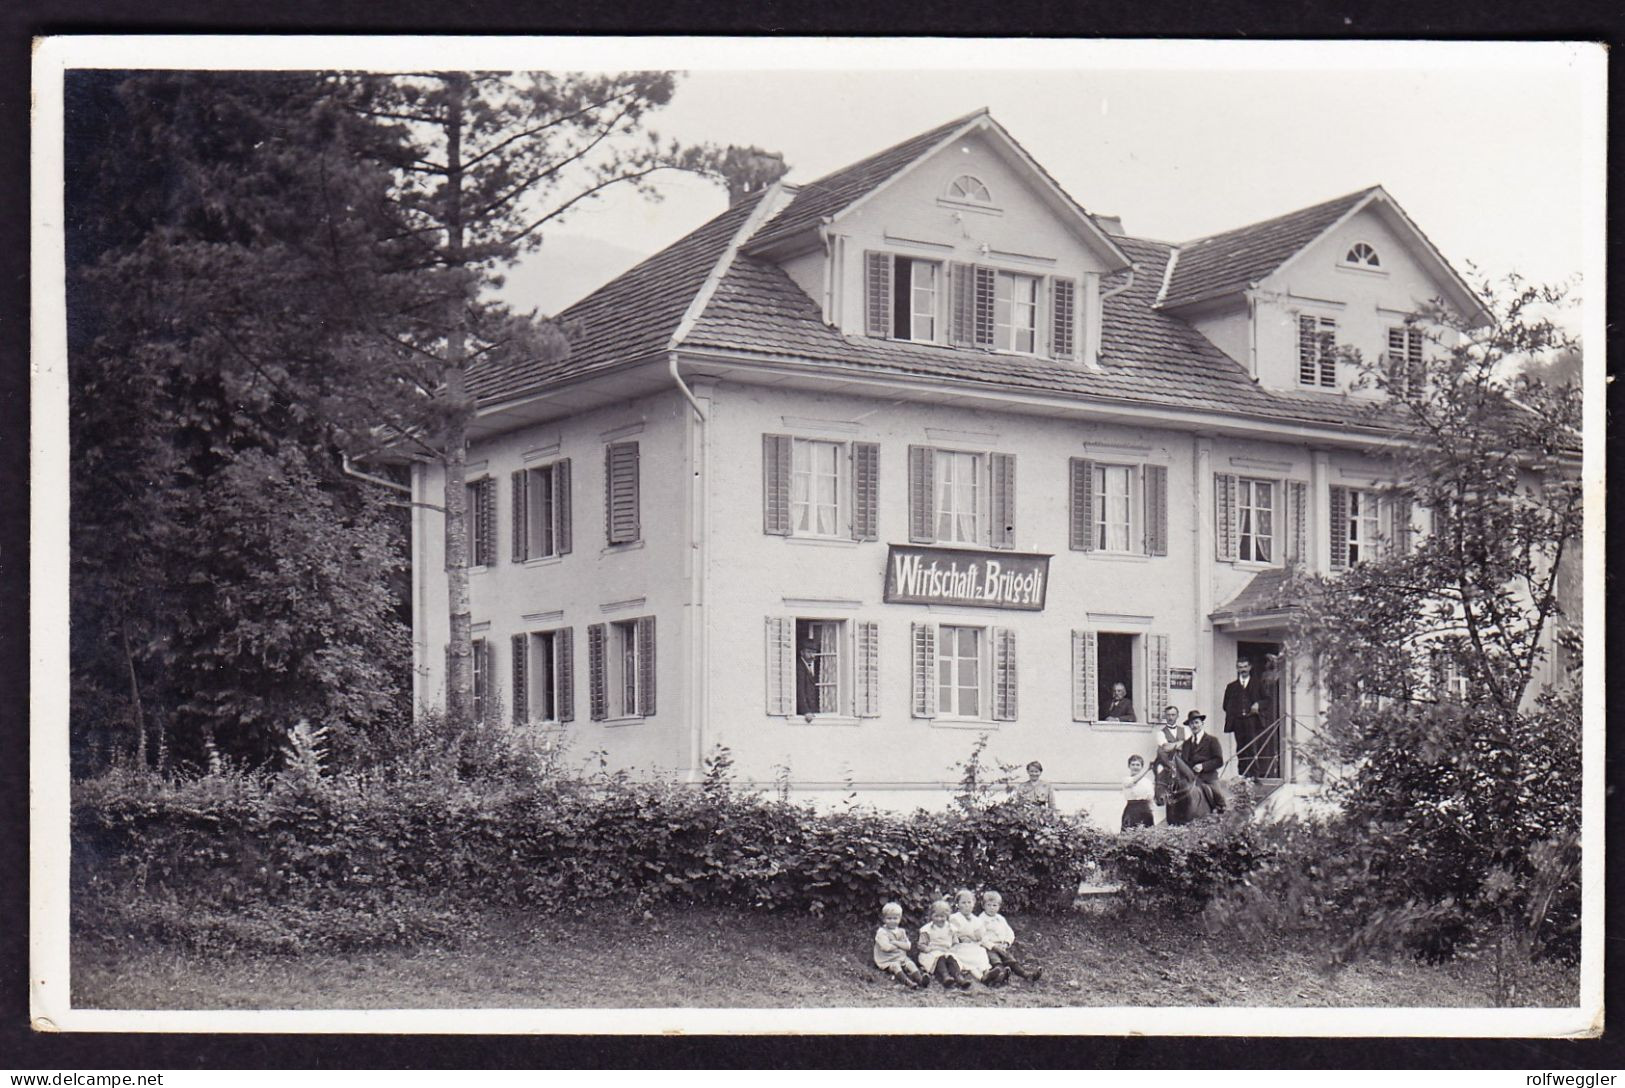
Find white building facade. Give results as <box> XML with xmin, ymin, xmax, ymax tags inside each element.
<box><xmin>409</xmin><ymin>110</ymin><xmax>1490</xmax><ymax>826</ymax></box>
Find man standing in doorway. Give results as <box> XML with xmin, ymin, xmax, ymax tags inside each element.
<box><xmin>1223</xmin><ymin>658</ymin><xmax>1262</xmax><ymax>778</ymax></box>
<box><xmin>795</xmin><ymin>628</ymin><xmax>822</xmax><ymax>722</ymax></box>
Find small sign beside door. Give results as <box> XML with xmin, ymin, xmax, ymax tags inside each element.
<box><xmin>1169</xmin><ymin>667</ymin><xmax>1196</xmax><ymax>690</ymax></box>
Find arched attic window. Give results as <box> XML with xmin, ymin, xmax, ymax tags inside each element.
<box><xmin>1344</xmin><ymin>242</ymin><xmax>1381</xmax><ymax>268</ymax></box>
<box><xmin>946</xmin><ymin>175</ymin><xmax>993</xmax><ymax>204</ymax></box>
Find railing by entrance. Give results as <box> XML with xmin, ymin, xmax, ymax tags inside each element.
<box><xmin>1232</xmin><ymin>713</ymin><xmax>1287</xmax><ymax>781</ymax></box>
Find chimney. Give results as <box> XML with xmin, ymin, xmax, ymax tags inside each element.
<box><xmin>1095</xmin><ymin>214</ymin><xmax>1126</xmax><ymax>236</ymax></box>
<box><xmin>723</xmin><ymin>147</ymin><xmax>789</xmax><ymax>207</ymax></box>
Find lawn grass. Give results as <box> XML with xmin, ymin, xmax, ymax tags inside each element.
<box><xmin>70</xmin><ymin>902</ymin><xmax>1578</xmax><ymax>1011</ymax></box>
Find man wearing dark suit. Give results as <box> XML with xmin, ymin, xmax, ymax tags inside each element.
<box><xmin>1182</xmin><ymin>710</ymin><xmax>1227</xmax><ymax>812</ymax></box>
<box><xmin>1222</xmin><ymin>659</ymin><xmax>1262</xmax><ymax>777</ymax></box>
<box><xmin>794</xmin><ymin>630</ymin><xmax>821</xmax><ymax>721</ymax></box>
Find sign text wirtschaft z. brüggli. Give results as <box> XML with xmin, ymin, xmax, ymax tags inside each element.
<box><xmin>883</xmin><ymin>545</ymin><xmax>1051</xmax><ymax>611</ymax></box>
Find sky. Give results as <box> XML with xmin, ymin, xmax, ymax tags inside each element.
<box><xmin>496</xmin><ymin>46</ymin><xmax>1597</xmax><ymax>320</ymax></box>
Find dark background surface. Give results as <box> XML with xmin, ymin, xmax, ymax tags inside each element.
<box><xmin>2</xmin><ymin>0</ymin><xmax>1620</xmax><ymax>1071</ymax></box>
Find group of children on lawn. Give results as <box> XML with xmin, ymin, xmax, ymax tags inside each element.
<box><xmin>873</xmin><ymin>889</ymin><xmax>1043</xmax><ymax>991</ymax></box>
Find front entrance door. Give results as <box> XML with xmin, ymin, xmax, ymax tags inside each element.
<box><xmin>1236</xmin><ymin>640</ymin><xmax>1283</xmax><ymax>779</ymax></box>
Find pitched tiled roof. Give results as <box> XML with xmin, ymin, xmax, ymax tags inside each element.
<box><xmin>682</xmin><ymin>235</ymin><xmax>1399</xmax><ymax>432</ymax></box>
<box><xmin>1211</xmin><ymin>568</ymin><xmax>1296</xmax><ymax>620</ymax></box>
<box><xmin>467</xmin><ymin>191</ymin><xmax>768</xmax><ymax>404</ymax></box>
<box><xmin>743</xmin><ymin>110</ymin><xmax>986</xmax><ymax>252</ymax></box>
<box><xmin>1159</xmin><ymin>187</ymin><xmax>1377</xmax><ymax>309</ymax></box>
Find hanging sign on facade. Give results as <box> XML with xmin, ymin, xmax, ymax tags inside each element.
<box><xmin>1169</xmin><ymin>668</ymin><xmax>1196</xmax><ymax>690</ymax></box>
<box><xmin>883</xmin><ymin>545</ymin><xmax>1051</xmax><ymax>611</ymax></box>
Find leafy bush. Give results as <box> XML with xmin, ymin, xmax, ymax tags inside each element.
<box><xmin>73</xmin><ymin>746</ymin><xmax>1270</xmax><ymax>954</ymax></box>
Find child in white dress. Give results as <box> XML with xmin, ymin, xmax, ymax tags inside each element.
<box><xmin>872</xmin><ymin>902</ymin><xmax>928</xmax><ymax>989</ymax></box>
<box><xmin>977</xmin><ymin>890</ymin><xmax>1042</xmax><ymax>982</ymax></box>
<box><xmin>917</xmin><ymin>899</ymin><xmax>971</xmax><ymax>989</ymax></box>
<box><xmin>949</xmin><ymin>889</ymin><xmax>1002</xmax><ymax>985</ymax></box>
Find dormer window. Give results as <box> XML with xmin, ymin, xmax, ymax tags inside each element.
<box><xmin>947</xmin><ymin>175</ymin><xmax>993</xmax><ymax>205</ymax></box>
<box><xmin>892</xmin><ymin>257</ymin><xmax>940</xmax><ymax>342</ymax></box>
<box><xmin>1344</xmin><ymin>242</ymin><xmax>1381</xmax><ymax>268</ymax></box>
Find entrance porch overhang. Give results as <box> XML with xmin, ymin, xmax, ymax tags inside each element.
<box><xmin>1210</xmin><ymin>568</ymin><xmax>1299</xmax><ymax>634</ymax></box>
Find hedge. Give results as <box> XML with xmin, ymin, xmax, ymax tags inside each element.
<box><xmin>71</xmin><ymin>766</ymin><xmax>1267</xmax><ymax>954</ymax></box>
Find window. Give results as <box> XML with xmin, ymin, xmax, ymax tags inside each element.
<box><xmin>763</xmin><ymin>435</ymin><xmax>878</xmax><ymax>541</ymax></box>
<box><xmin>909</xmin><ymin>445</ymin><xmax>1014</xmax><ymax>548</ymax></box>
<box><xmin>1095</xmin><ymin>633</ymin><xmax>1139</xmax><ymax>722</ymax></box>
<box><xmin>947</xmin><ymin>175</ymin><xmax>992</xmax><ymax>204</ymax></box>
<box><xmin>1298</xmin><ymin>314</ymin><xmax>1338</xmax><ymax>388</ymax></box>
<box><xmin>1071</xmin><ymin>630</ymin><xmax>1169</xmax><ymax>726</ymax></box>
<box><xmin>513</xmin><ymin>628</ymin><xmax>574</xmax><ymax>725</ymax></box>
<box><xmin>604</xmin><ymin>442</ymin><xmax>640</xmax><ymax>545</ymax></box>
<box><xmin>1237</xmin><ymin>477</ymin><xmax>1275</xmax><ymax>563</ymax></box>
<box><xmin>1071</xmin><ymin>459</ymin><xmax>1168</xmax><ymax>556</ymax></box>
<box><xmin>1345</xmin><ymin>242</ymin><xmax>1380</xmax><ymax>268</ymax></box>
<box><xmin>795</xmin><ymin>619</ymin><xmax>843</xmax><ymax>716</ymax></box>
<box><xmin>1094</xmin><ymin>464</ymin><xmax>1136</xmax><ymax>553</ymax></box>
<box><xmin>513</xmin><ymin>461</ymin><xmax>572</xmax><ymax>561</ymax></box>
<box><xmin>892</xmin><ymin>257</ymin><xmax>939</xmax><ymax>342</ymax></box>
<box><xmin>934</xmin><ymin>449</ymin><xmax>984</xmax><ymax>544</ymax></box>
<box><xmin>466</xmin><ymin>477</ymin><xmax>496</xmax><ymax>567</ymax></box>
<box><xmin>937</xmin><ymin>626</ymin><xmax>983</xmax><ymax>719</ymax></box>
<box><xmin>792</xmin><ymin>439</ymin><xmax>844</xmax><ymax>537</ymax></box>
<box><xmin>587</xmin><ymin>616</ymin><xmax>654</xmax><ymax>720</ymax></box>
<box><xmin>994</xmin><ymin>272</ymin><xmax>1038</xmax><ymax>354</ymax></box>
<box><xmin>1386</xmin><ymin>325</ymin><xmax>1425</xmax><ymax>397</ymax></box>
<box><xmin>765</xmin><ymin>617</ymin><xmax>878</xmax><ymax>718</ymax></box>
<box><xmin>911</xmin><ymin>622</ymin><xmax>1016</xmax><ymax>721</ymax></box>
<box><xmin>1346</xmin><ymin>488</ymin><xmax>1382</xmax><ymax>566</ymax></box>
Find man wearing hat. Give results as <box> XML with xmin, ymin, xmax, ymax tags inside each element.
<box><xmin>795</xmin><ymin>627</ymin><xmax>822</xmax><ymax>721</ymax></box>
<box><xmin>1181</xmin><ymin>710</ymin><xmax>1227</xmax><ymax>812</ymax></box>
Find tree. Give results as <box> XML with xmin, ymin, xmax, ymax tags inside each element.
<box><xmin>67</xmin><ymin>71</ymin><xmax>417</xmax><ymax>770</ymax></box>
<box><xmin>1274</xmin><ymin>277</ymin><xmax>1583</xmax><ymax>966</ymax></box>
<box><xmin>346</xmin><ymin>72</ymin><xmax>776</xmax><ymax>722</ymax></box>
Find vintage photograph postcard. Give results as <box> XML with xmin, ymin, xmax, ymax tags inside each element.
<box><xmin>30</xmin><ymin>35</ymin><xmax>1605</xmax><ymax>1037</ymax></box>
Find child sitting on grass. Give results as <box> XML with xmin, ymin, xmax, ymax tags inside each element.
<box><xmin>950</xmin><ymin>889</ymin><xmax>1004</xmax><ymax>986</ymax></box>
<box><xmin>977</xmin><ymin>890</ymin><xmax>1043</xmax><ymax>982</ymax></box>
<box><xmin>872</xmin><ymin>902</ymin><xmax>929</xmax><ymax>989</ymax></box>
<box><xmin>916</xmin><ymin>899</ymin><xmax>972</xmax><ymax>990</ymax></box>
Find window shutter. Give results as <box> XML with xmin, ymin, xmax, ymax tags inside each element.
<box><xmin>1215</xmin><ymin>473</ymin><xmax>1238</xmax><ymax>561</ymax></box>
<box><xmin>511</xmin><ymin>634</ymin><xmax>528</xmax><ymax>724</ymax></box>
<box><xmin>908</xmin><ymin>445</ymin><xmax>936</xmax><ymax>544</ymax></box>
<box><xmin>1287</xmin><ymin>480</ymin><xmax>1307</xmax><ymax>564</ymax></box>
<box><xmin>1069</xmin><ymin>458</ymin><xmax>1096</xmax><ymax>552</ymax></box>
<box><xmin>910</xmin><ymin>622</ymin><xmax>937</xmax><ymax>718</ymax></box>
<box><xmin>764</xmin><ymin>617</ymin><xmax>793</xmax><ymax>716</ymax></box>
<box><xmin>1329</xmin><ymin>486</ymin><xmax>1350</xmax><ymax>571</ymax></box>
<box><xmin>851</xmin><ymin>442</ymin><xmax>879</xmax><ymax>542</ymax></box>
<box><xmin>1144</xmin><ymin>464</ymin><xmax>1168</xmax><ymax>556</ymax></box>
<box><xmin>636</xmin><ymin>616</ymin><xmax>656</xmax><ymax>717</ymax></box>
<box><xmin>481</xmin><ymin>478</ymin><xmax>497</xmax><ymax>566</ymax></box>
<box><xmin>1051</xmin><ymin>277</ymin><xmax>1077</xmax><ymax>361</ymax></box>
<box><xmin>1386</xmin><ymin>327</ymin><xmax>1408</xmax><ymax>395</ymax></box>
<box><xmin>1298</xmin><ymin>315</ymin><xmax>1320</xmax><ymax>386</ymax></box>
<box><xmin>555</xmin><ymin>459</ymin><xmax>573</xmax><ymax>556</ymax></box>
<box><xmin>587</xmin><ymin>624</ymin><xmax>607</xmax><ymax>721</ymax></box>
<box><xmin>992</xmin><ymin>627</ymin><xmax>1018</xmax><ymax>722</ymax></box>
<box><xmin>605</xmin><ymin>442</ymin><xmax>640</xmax><ymax>545</ymax></box>
<box><xmin>856</xmin><ymin>621</ymin><xmax>880</xmax><ymax>718</ymax></box>
<box><xmin>552</xmin><ymin>628</ymin><xmax>574</xmax><ymax>723</ymax></box>
<box><xmin>1392</xmin><ymin>494</ymin><xmax>1413</xmax><ymax>556</ymax></box>
<box><xmin>865</xmin><ymin>252</ymin><xmax>893</xmax><ymax>338</ymax></box>
<box><xmin>762</xmin><ymin>433</ymin><xmax>792</xmax><ymax>536</ymax></box>
<box><xmin>511</xmin><ymin>471</ymin><xmax>529</xmax><ymax>563</ymax></box>
<box><xmin>972</xmin><ymin>265</ymin><xmax>996</xmax><ymax>347</ymax></box>
<box><xmin>949</xmin><ymin>262</ymin><xmax>976</xmax><ymax>347</ymax></box>
<box><xmin>990</xmin><ymin>452</ymin><xmax>1016</xmax><ymax>549</ymax></box>
<box><xmin>1148</xmin><ymin>633</ymin><xmax>1170</xmax><ymax>727</ymax></box>
<box><xmin>1072</xmin><ymin>629</ymin><xmax>1097</xmax><ymax>723</ymax></box>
